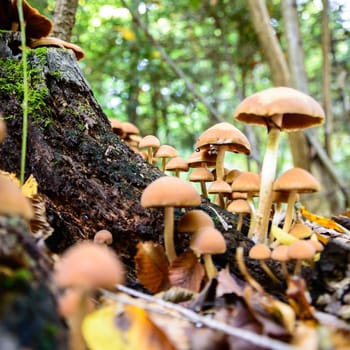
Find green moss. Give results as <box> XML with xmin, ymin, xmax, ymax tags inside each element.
<box><xmin>0</xmin><ymin>48</ymin><xmax>53</xmax><ymax>128</ymax></box>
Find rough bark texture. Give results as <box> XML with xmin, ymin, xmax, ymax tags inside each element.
<box><xmin>51</xmin><ymin>0</ymin><xmax>79</xmax><ymax>41</ymax></box>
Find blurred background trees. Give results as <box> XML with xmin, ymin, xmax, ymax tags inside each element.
<box><xmin>30</xmin><ymin>0</ymin><xmax>350</xmax><ymax>214</ymax></box>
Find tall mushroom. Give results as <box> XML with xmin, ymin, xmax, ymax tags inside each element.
<box><xmin>141</xmin><ymin>176</ymin><xmax>201</xmax><ymax>263</ymax></box>
<box><xmin>234</xmin><ymin>87</ymin><xmax>325</xmax><ymax>243</ymax></box>
<box><xmin>195</xmin><ymin>122</ymin><xmax>251</xmax><ymax>182</ymax></box>
<box><xmin>155</xmin><ymin>145</ymin><xmax>178</xmax><ymax>172</ymax></box>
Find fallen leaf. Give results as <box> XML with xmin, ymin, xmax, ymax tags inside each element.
<box><xmin>216</xmin><ymin>266</ymin><xmax>245</xmax><ymax>298</ymax></box>
<box><xmin>118</xmin><ymin>305</ymin><xmax>177</xmax><ymax>350</ymax></box>
<box><xmin>299</xmin><ymin>206</ymin><xmax>346</xmax><ymax>233</ymax></box>
<box><xmin>82</xmin><ymin>304</ymin><xmax>127</xmax><ymax>350</ymax></box>
<box><xmin>169</xmin><ymin>251</ymin><xmax>205</xmax><ymax>292</ymax></box>
<box><xmin>135</xmin><ymin>241</ymin><xmax>169</xmax><ymax>293</ymax></box>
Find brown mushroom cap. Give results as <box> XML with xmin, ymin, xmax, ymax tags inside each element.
<box><xmin>190</xmin><ymin>226</ymin><xmax>226</xmax><ymax>255</ymax></box>
<box><xmin>273</xmin><ymin>167</ymin><xmax>321</xmax><ymax>193</ymax></box>
<box><xmin>234</xmin><ymin>87</ymin><xmax>325</xmax><ymax>131</ymax></box>
<box><xmin>0</xmin><ymin>175</ymin><xmax>34</xmax><ymax>220</ymax></box>
<box><xmin>289</xmin><ymin>223</ymin><xmax>312</xmax><ymax>239</ymax></box>
<box><xmin>155</xmin><ymin>145</ymin><xmax>178</xmax><ymax>159</ymax></box>
<box><xmin>208</xmin><ymin>180</ymin><xmax>232</xmax><ymax>195</ymax></box>
<box><xmin>287</xmin><ymin>240</ymin><xmax>316</xmax><ymax>260</ymax></box>
<box><xmin>165</xmin><ymin>157</ymin><xmax>189</xmax><ymax>172</ymax></box>
<box><xmin>196</xmin><ymin>122</ymin><xmax>251</xmax><ymax>155</ymax></box>
<box><xmin>187</xmin><ymin>149</ymin><xmax>217</xmax><ymax>168</ymax></box>
<box><xmin>271</xmin><ymin>245</ymin><xmax>290</xmax><ymax>262</ymax></box>
<box><xmin>178</xmin><ymin>210</ymin><xmax>214</xmax><ymax>233</ymax></box>
<box><xmin>109</xmin><ymin>119</ymin><xmax>124</xmax><ymax>136</ymax></box>
<box><xmin>189</xmin><ymin>167</ymin><xmax>214</xmax><ymax>182</ymax></box>
<box><xmin>141</xmin><ymin>176</ymin><xmax>201</xmax><ymax>208</ymax></box>
<box><xmin>248</xmin><ymin>243</ymin><xmax>271</xmax><ymax>260</ymax></box>
<box><xmin>231</xmin><ymin>171</ymin><xmax>261</xmax><ymax>194</ymax></box>
<box><xmin>94</xmin><ymin>229</ymin><xmax>113</xmax><ymax>245</ymax></box>
<box><xmin>54</xmin><ymin>241</ymin><xmax>124</xmax><ymax>289</ymax></box>
<box><xmin>227</xmin><ymin>199</ymin><xmax>251</xmax><ymax>214</ymax></box>
<box><xmin>138</xmin><ymin>135</ymin><xmax>161</xmax><ymax>149</ymax></box>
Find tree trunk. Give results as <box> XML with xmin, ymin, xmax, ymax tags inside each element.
<box><xmin>51</xmin><ymin>0</ymin><xmax>79</xmax><ymax>41</ymax></box>
<box><xmin>321</xmin><ymin>0</ymin><xmax>333</xmax><ymax>156</ymax></box>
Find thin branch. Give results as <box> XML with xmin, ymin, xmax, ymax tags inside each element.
<box><xmin>101</xmin><ymin>285</ymin><xmax>297</xmax><ymax>350</ymax></box>
<box><xmin>120</xmin><ymin>0</ymin><xmax>225</xmax><ymax>123</ymax></box>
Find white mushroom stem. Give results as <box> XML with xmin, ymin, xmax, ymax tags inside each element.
<box><xmin>247</xmin><ymin>193</ymin><xmax>256</xmax><ymax>239</ymax></box>
<box><xmin>163</xmin><ymin>206</ymin><xmax>177</xmax><ymax>263</ymax></box>
<box><xmin>252</xmin><ymin>118</ymin><xmax>281</xmax><ymax>243</ymax></box>
<box><xmin>203</xmin><ymin>254</ymin><xmax>217</xmax><ymax>279</ymax></box>
<box><xmin>282</xmin><ymin>190</ymin><xmax>298</xmax><ymax>232</ymax></box>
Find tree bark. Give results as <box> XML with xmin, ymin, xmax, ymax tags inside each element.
<box><xmin>51</xmin><ymin>0</ymin><xmax>79</xmax><ymax>41</ymax></box>
<box><xmin>321</xmin><ymin>0</ymin><xmax>333</xmax><ymax>156</ymax></box>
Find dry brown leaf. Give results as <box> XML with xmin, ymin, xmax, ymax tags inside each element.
<box><xmin>243</xmin><ymin>286</ymin><xmax>293</xmax><ymax>339</ymax></box>
<box><xmin>135</xmin><ymin>241</ymin><xmax>169</xmax><ymax>293</ymax></box>
<box><xmin>30</xmin><ymin>194</ymin><xmax>54</xmax><ymax>240</ymax></box>
<box><xmin>169</xmin><ymin>251</ymin><xmax>205</xmax><ymax>293</ymax></box>
<box><xmin>216</xmin><ymin>266</ymin><xmax>245</xmax><ymax>297</ymax></box>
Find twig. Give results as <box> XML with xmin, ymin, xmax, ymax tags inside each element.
<box><xmin>100</xmin><ymin>285</ymin><xmax>297</xmax><ymax>350</ymax></box>
<box><xmin>206</xmin><ymin>206</ymin><xmax>232</xmax><ymax>231</ymax></box>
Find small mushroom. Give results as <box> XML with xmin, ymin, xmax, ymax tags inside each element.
<box><xmin>0</xmin><ymin>116</ymin><xmax>6</xmax><ymax>143</ymax></box>
<box><xmin>287</xmin><ymin>240</ymin><xmax>316</xmax><ymax>276</ymax></box>
<box><xmin>138</xmin><ymin>135</ymin><xmax>160</xmax><ymax>164</ymax></box>
<box><xmin>94</xmin><ymin>229</ymin><xmax>113</xmax><ymax>245</ymax></box>
<box><xmin>155</xmin><ymin>145</ymin><xmax>178</xmax><ymax>172</ymax></box>
<box><xmin>141</xmin><ymin>176</ymin><xmax>201</xmax><ymax>263</ymax></box>
<box><xmin>271</xmin><ymin>245</ymin><xmax>290</xmax><ymax>280</ymax></box>
<box><xmin>190</xmin><ymin>226</ymin><xmax>226</xmax><ymax>279</ymax></box>
<box><xmin>248</xmin><ymin>243</ymin><xmax>280</xmax><ymax>283</ymax></box>
<box><xmin>178</xmin><ymin>209</ymin><xmax>214</xmax><ymax>233</ymax></box>
<box><xmin>226</xmin><ymin>199</ymin><xmax>251</xmax><ymax>231</ymax></box>
<box><xmin>165</xmin><ymin>156</ymin><xmax>189</xmax><ymax>177</ymax></box>
<box><xmin>195</xmin><ymin>122</ymin><xmax>251</xmax><ymax>182</ymax></box>
<box><xmin>273</xmin><ymin>167</ymin><xmax>320</xmax><ymax>232</ymax></box>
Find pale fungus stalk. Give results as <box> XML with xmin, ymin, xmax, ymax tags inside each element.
<box><xmin>163</xmin><ymin>206</ymin><xmax>177</xmax><ymax>263</ymax></box>
<box><xmin>253</xmin><ymin>121</ymin><xmax>281</xmax><ymax>243</ymax></box>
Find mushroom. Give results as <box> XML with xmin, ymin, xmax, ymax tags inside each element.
<box><xmin>287</xmin><ymin>240</ymin><xmax>316</xmax><ymax>276</ymax></box>
<box><xmin>141</xmin><ymin>176</ymin><xmax>201</xmax><ymax>263</ymax></box>
<box><xmin>289</xmin><ymin>223</ymin><xmax>313</xmax><ymax>239</ymax></box>
<box><xmin>271</xmin><ymin>245</ymin><xmax>290</xmax><ymax>280</ymax></box>
<box><xmin>177</xmin><ymin>209</ymin><xmax>214</xmax><ymax>233</ymax></box>
<box><xmin>226</xmin><ymin>199</ymin><xmax>251</xmax><ymax>231</ymax></box>
<box><xmin>94</xmin><ymin>229</ymin><xmax>113</xmax><ymax>245</ymax></box>
<box><xmin>165</xmin><ymin>156</ymin><xmax>189</xmax><ymax>177</ymax></box>
<box><xmin>195</xmin><ymin>122</ymin><xmax>251</xmax><ymax>182</ymax></box>
<box><xmin>190</xmin><ymin>226</ymin><xmax>226</xmax><ymax>279</ymax></box>
<box><xmin>208</xmin><ymin>179</ymin><xmax>232</xmax><ymax>208</ymax></box>
<box><xmin>248</xmin><ymin>243</ymin><xmax>280</xmax><ymax>283</ymax></box>
<box><xmin>54</xmin><ymin>241</ymin><xmax>124</xmax><ymax>350</ymax></box>
<box><xmin>155</xmin><ymin>145</ymin><xmax>178</xmax><ymax>172</ymax></box>
<box><xmin>109</xmin><ymin>118</ymin><xmax>124</xmax><ymax>136</ymax></box>
<box><xmin>189</xmin><ymin>167</ymin><xmax>214</xmax><ymax>198</ymax></box>
<box><xmin>0</xmin><ymin>175</ymin><xmax>34</xmax><ymax>220</ymax></box>
<box><xmin>231</xmin><ymin>171</ymin><xmax>261</xmax><ymax>237</ymax></box>
<box><xmin>138</xmin><ymin>135</ymin><xmax>160</xmax><ymax>164</ymax></box>
<box><xmin>273</xmin><ymin>167</ymin><xmax>320</xmax><ymax>232</ymax></box>
<box><xmin>234</xmin><ymin>87</ymin><xmax>325</xmax><ymax>243</ymax></box>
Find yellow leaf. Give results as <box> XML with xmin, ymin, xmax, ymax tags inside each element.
<box><xmin>0</xmin><ymin>170</ymin><xmax>20</xmax><ymax>186</ymax></box>
<box><xmin>21</xmin><ymin>174</ymin><xmax>38</xmax><ymax>198</ymax></box>
<box><xmin>82</xmin><ymin>305</ymin><xmax>127</xmax><ymax>350</ymax></box>
<box><xmin>270</xmin><ymin>225</ymin><xmax>298</xmax><ymax>245</ymax></box>
<box><xmin>299</xmin><ymin>206</ymin><xmax>345</xmax><ymax>233</ymax></box>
